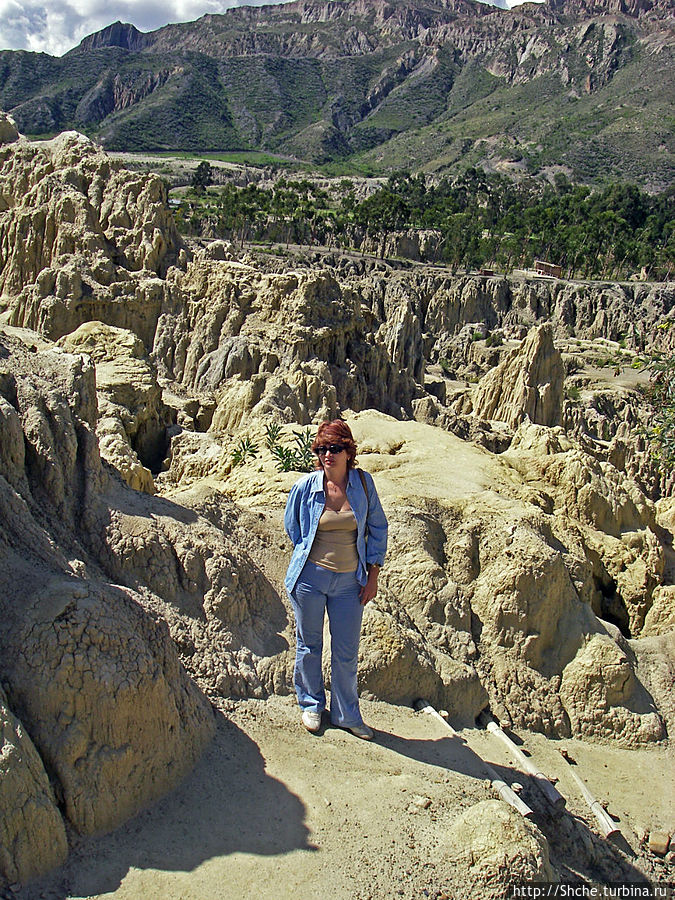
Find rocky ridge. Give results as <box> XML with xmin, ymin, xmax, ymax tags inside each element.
<box><xmin>0</xmin><ymin>0</ymin><xmax>673</xmax><ymax>185</ymax></box>
<box><xmin>0</xmin><ymin>330</ymin><xmax>216</xmax><ymax>882</ymax></box>
<box><xmin>0</xmin><ymin>133</ymin><xmax>673</xmax><ymax>888</ymax></box>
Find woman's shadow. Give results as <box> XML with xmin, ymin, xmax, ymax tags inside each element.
<box><xmin>27</xmin><ymin>711</ymin><xmax>315</xmax><ymax>900</ymax></box>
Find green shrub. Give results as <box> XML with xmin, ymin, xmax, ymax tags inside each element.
<box><xmin>264</xmin><ymin>424</ymin><xmax>316</xmax><ymax>472</ymax></box>
<box><xmin>231</xmin><ymin>437</ymin><xmax>259</xmax><ymax>466</ymax></box>
<box><xmin>264</xmin><ymin>422</ymin><xmax>283</xmax><ymax>450</ymax></box>
<box><xmin>291</xmin><ymin>428</ymin><xmax>316</xmax><ymax>471</ymax></box>
<box><xmin>271</xmin><ymin>445</ymin><xmax>300</xmax><ymax>472</ymax></box>
<box><xmin>642</xmin><ymin>344</ymin><xmax>675</xmax><ymax>471</ymax></box>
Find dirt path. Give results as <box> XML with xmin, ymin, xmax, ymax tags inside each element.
<box><xmin>19</xmin><ymin>696</ymin><xmax>673</xmax><ymax>900</ymax></box>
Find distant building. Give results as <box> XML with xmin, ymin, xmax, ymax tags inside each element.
<box><xmin>534</xmin><ymin>260</ymin><xmax>562</xmax><ymax>278</ymax></box>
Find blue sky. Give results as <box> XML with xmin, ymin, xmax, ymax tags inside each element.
<box><xmin>0</xmin><ymin>0</ymin><xmax>533</xmax><ymax>57</ymax></box>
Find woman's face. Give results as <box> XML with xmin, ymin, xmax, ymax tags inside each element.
<box><xmin>319</xmin><ymin>442</ymin><xmax>349</xmax><ymax>481</ymax></box>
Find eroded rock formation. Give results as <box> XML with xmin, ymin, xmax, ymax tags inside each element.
<box><xmin>472</xmin><ymin>323</ymin><xmax>564</xmax><ymax>427</ymax></box>
<box><xmin>0</xmin><ymin>686</ymin><xmax>67</xmax><ymax>884</ymax></box>
<box><xmin>154</xmin><ymin>252</ymin><xmax>421</xmax><ymax>426</ymax></box>
<box><xmin>58</xmin><ymin>321</ymin><xmax>170</xmax><ymax>491</ymax></box>
<box><xmin>0</xmin><ymin>132</ymin><xmax>181</xmax><ymax>344</ymax></box>
<box><xmin>0</xmin><ymin>113</ymin><xmax>19</xmax><ymax>146</ymax></box>
<box><xmin>0</xmin><ymin>133</ymin><xmax>672</xmax><ymax>887</ymax></box>
<box><xmin>445</xmin><ymin>800</ymin><xmax>554</xmax><ymax>898</ymax></box>
<box><xmin>0</xmin><ymin>330</ymin><xmax>214</xmax><ymax>880</ymax></box>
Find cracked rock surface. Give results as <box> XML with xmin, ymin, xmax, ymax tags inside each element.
<box><xmin>0</xmin><ymin>134</ymin><xmax>672</xmax><ymax>890</ymax></box>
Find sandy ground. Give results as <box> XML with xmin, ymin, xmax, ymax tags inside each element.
<box><xmin>17</xmin><ymin>695</ymin><xmax>673</xmax><ymax>900</ymax></box>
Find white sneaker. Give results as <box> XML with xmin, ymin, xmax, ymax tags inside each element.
<box><xmin>348</xmin><ymin>723</ymin><xmax>374</xmax><ymax>740</ymax></box>
<box><xmin>302</xmin><ymin>710</ymin><xmax>322</xmax><ymax>732</ymax></box>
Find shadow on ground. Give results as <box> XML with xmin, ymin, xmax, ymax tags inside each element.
<box><xmin>376</xmin><ymin>725</ymin><xmax>653</xmax><ymax>887</ymax></box>
<box><xmin>20</xmin><ymin>712</ymin><xmax>314</xmax><ymax>900</ymax></box>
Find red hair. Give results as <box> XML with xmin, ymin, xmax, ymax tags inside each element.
<box><xmin>312</xmin><ymin>420</ymin><xmax>358</xmax><ymax>470</ymax></box>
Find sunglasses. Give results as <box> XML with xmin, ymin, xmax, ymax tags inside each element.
<box><xmin>314</xmin><ymin>444</ymin><xmax>346</xmax><ymax>456</ymax></box>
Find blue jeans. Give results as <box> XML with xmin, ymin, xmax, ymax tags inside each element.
<box><xmin>289</xmin><ymin>560</ymin><xmax>364</xmax><ymax>728</ymax></box>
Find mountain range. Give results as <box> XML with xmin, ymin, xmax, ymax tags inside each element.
<box><xmin>0</xmin><ymin>0</ymin><xmax>673</xmax><ymax>187</ymax></box>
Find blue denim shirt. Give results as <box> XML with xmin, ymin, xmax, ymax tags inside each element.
<box><xmin>284</xmin><ymin>467</ymin><xmax>388</xmax><ymax>594</ymax></box>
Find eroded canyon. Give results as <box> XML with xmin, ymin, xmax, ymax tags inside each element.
<box><xmin>0</xmin><ymin>124</ymin><xmax>672</xmax><ymax>896</ymax></box>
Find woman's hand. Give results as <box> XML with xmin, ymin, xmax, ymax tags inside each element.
<box><xmin>359</xmin><ymin>566</ymin><xmax>380</xmax><ymax>605</ymax></box>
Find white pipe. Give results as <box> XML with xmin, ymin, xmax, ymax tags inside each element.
<box><xmin>414</xmin><ymin>699</ymin><xmax>535</xmax><ymax>819</ymax></box>
<box><xmin>414</xmin><ymin>698</ymin><xmax>459</xmax><ymax>734</ymax></box>
<box><xmin>558</xmin><ymin>752</ymin><xmax>619</xmax><ymax>838</ymax></box>
<box><xmin>484</xmin><ymin>719</ymin><xmax>566</xmax><ymax>811</ymax></box>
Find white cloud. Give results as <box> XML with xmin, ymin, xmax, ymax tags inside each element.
<box><xmin>0</xmin><ymin>0</ymin><xmax>543</xmax><ymax>57</ymax></box>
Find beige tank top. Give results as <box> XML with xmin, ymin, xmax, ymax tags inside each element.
<box><xmin>308</xmin><ymin>508</ymin><xmax>358</xmax><ymax>573</ymax></box>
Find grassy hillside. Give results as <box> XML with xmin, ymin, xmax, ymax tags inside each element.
<box><xmin>355</xmin><ymin>44</ymin><xmax>674</xmax><ymax>190</ymax></box>
<box><xmin>0</xmin><ymin>0</ymin><xmax>672</xmax><ymax>187</ymax></box>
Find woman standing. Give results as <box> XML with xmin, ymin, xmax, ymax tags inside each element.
<box><xmin>284</xmin><ymin>420</ymin><xmax>388</xmax><ymax>739</ymax></box>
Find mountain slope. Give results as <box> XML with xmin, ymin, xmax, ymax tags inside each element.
<box><xmin>0</xmin><ymin>0</ymin><xmax>672</xmax><ymax>186</ymax></box>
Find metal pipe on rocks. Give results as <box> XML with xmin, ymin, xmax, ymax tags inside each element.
<box><xmin>413</xmin><ymin>699</ymin><xmax>535</xmax><ymax>819</ymax></box>
<box><xmin>557</xmin><ymin>751</ymin><xmax>619</xmax><ymax>838</ymax></box>
<box><xmin>480</xmin><ymin>715</ymin><xmax>566</xmax><ymax>812</ymax></box>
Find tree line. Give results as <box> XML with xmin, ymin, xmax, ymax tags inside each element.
<box><xmin>177</xmin><ymin>165</ymin><xmax>674</xmax><ymax>282</ymax></box>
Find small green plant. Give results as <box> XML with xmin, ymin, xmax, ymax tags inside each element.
<box><xmin>594</xmin><ymin>354</ymin><xmax>623</xmax><ymax>369</ymax></box>
<box><xmin>565</xmin><ymin>384</ymin><xmax>581</xmax><ymax>401</ymax></box>
<box><xmin>264</xmin><ymin>424</ymin><xmax>316</xmax><ymax>472</ymax></box>
<box><xmin>271</xmin><ymin>445</ymin><xmax>300</xmax><ymax>472</ymax></box>
<box><xmin>565</xmin><ymin>357</ymin><xmax>584</xmax><ymax>376</ymax></box>
<box><xmin>642</xmin><ymin>347</ymin><xmax>675</xmax><ymax>472</ymax></box>
<box><xmin>471</xmin><ymin>331</ymin><xmax>483</xmax><ymax>343</ymax></box>
<box><xmin>485</xmin><ymin>332</ymin><xmax>503</xmax><ymax>348</ymax></box>
<box><xmin>292</xmin><ymin>428</ymin><xmax>315</xmax><ymax>472</ymax></box>
<box><xmin>265</xmin><ymin>421</ymin><xmax>283</xmax><ymax>450</ymax></box>
<box><xmin>231</xmin><ymin>436</ymin><xmax>259</xmax><ymax>466</ymax></box>
<box><xmin>439</xmin><ymin>357</ymin><xmax>453</xmax><ymax>375</ymax></box>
